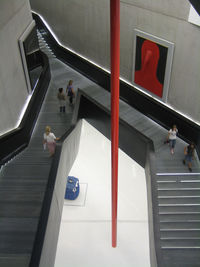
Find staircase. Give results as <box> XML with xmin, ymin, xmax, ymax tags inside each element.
<box><xmin>37</xmin><ymin>29</ymin><xmax>56</xmax><ymax>59</ymax></box>
<box><xmin>0</xmin><ymin>57</ymin><xmax>73</xmax><ymax>267</ymax></box>
<box><xmin>189</xmin><ymin>0</ymin><xmax>200</xmax><ymax>15</ymax></box>
<box><xmin>157</xmin><ymin>173</ymin><xmax>200</xmax><ymax>267</ymax></box>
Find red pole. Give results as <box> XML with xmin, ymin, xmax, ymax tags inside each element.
<box><xmin>110</xmin><ymin>0</ymin><xmax>120</xmax><ymax>248</ymax></box>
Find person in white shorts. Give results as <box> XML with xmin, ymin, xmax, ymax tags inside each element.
<box><xmin>167</xmin><ymin>125</ymin><xmax>178</xmax><ymax>154</ymax></box>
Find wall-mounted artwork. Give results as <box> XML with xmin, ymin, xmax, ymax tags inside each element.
<box><xmin>133</xmin><ymin>29</ymin><xmax>174</xmax><ymax>102</ymax></box>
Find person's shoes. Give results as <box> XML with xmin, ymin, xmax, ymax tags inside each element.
<box><xmin>189</xmin><ymin>167</ymin><xmax>192</xmax><ymax>172</ymax></box>
<box><xmin>183</xmin><ymin>160</ymin><xmax>186</xmax><ymax>165</ymax></box>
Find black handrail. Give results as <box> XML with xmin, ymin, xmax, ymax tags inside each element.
<box><xmin>0</xmin><ymin>51</ymin><xmax>51</xmax><ymax>167</ymax></box>
<box><xmin>29</xmin><ymin>123</ymin><xmax>76</xmax><ymax>267</ymax></box>
<box><xmin>189</xmin><ymin>0</ymin><xmax>200</xmax><ymax>15</ymax></box>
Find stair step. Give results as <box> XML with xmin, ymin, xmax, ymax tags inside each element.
<box><xmin>0</xmin><ymin>165</ymin><xmax>50</xmax><ymax>177</ymax></box>
<box><xmin>159</xmin><ymin>203</ymin><xmax>200</xmax><ymax>206</ymax></box>
<box><xmin>162</xmin><ymin>246</ymin><xmax>200</xmax><ymax>249</ymax></box>
<box><xmin>157</xmin><ymin>177</ymin><xmax>200</xmax><ymax>182</ymax></box>
<box><xmin>158</xmin><ymin>197</ymin><xmax>200</xmax><ymax>204</ymax></box>
<box><xmin>0</xmin><ymin>254</ymin><xmax>31</xmax><ymax>267</ymax></box>
<box><xmin>0</xmin><ymin>189</ymin><xmax>45</xmax><ymax>202</ymax></box>
<box><xmin>161</xmin><ymin>237</ymin><xmax>200</xmax><ymax>240</ymax></box>
<box><xmin>161</xmin><ymin>229</ymin><xmax>200</xmax><ymax>238</ymax></box>
<box><xmin>158</xmin><ymin>183</ymin><xmax>200</xmax><ymax>189</ymax></box>
<box><xmin>0</xmin><ymin>202</ymin><xmax>42</xmax><ymax>217</ymax></box>
<box><xmin>0</xmin><ymin>231</ymin><xmax>35</xmax><ymax>253</ymax></box>
<box><xmin>159</xmin><ymin>205</ymin><xmax>200</xmax><ymax>213</ymax></box>
<box><xmin>159</xmin><ymin>213</ymin><xmax>200</xmax><ymax>221</ymax></box>
<box><xmin>160</xmin><ymin>222</ymin><xmax>200</xmax><ymax>230</ymax></box>
<box><xmin>158</xmin><ymin>190</ymin><xmax>200</xmax><ymax>196</ymax></box>
<box><xmin>161</xmin><ymin>239</ymin><xmax>200</xmax><ymax>248</ymax></box>
<box><xmin>162</xmin><ymin>248</ymin><xmax>200</xmax><ymax>267</ymax></box>
<box><xmin>8</xmin><ymin>158</ymin><xmax>51</xmax><ymax>165</ymax></box>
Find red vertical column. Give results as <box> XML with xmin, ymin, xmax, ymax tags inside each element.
<box><xmin>110</xmin><ymin>0</ymin><xmax>120</xmax><ymax>248</ymax></box>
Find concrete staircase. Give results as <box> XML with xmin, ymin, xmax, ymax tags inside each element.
<box><xmin>37</xmin><ymin>29</ymin><xmax>56</xmax><ymax>59</ymax></box>
<box><xmin>157</xmin><ymin>173</ymin><xmax>200</xmax><ymax>267</ymax></box>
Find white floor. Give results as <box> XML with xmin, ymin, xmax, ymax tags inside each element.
<box><xmin>54</xmin><ymin>120</ymin><xmax>151</xmax><ymax>267</ymax></box>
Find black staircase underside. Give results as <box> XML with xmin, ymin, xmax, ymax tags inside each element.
<box><xmin>189</xmin><ymin>0</ymin><xmax>200</xmax><ymax>15</ymax></box>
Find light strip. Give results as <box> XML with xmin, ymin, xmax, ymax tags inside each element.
<box><xmin>32</xmin><ymin>10</ymin><xmax>200</xmax><ymax>126</ymax></box>
<box><xmin>157</xmin><ymin>173</ymin><xmax>200</xmax><ymax>176</ymax></box>
<box><xmin>0</xmin><ymin>93</ymin><xmax>32</xmax><ymax>136</ymax></box>
<box><xmin>0</xmin><ymin>78</ymin><xmax>39</xmax><ymax>137</ymax></box>
<box><xmin>16</xmin><ymin>78</ymin><xmax>39</xmax><ymax>127</ymax></box>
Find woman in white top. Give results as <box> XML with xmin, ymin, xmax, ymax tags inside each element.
<box><xmin>43</xmin><ymin>126</ymin><xmax>59</xmax><ymax>156</ymax></box>
<box><xmin>167</xmin><ymin>125</ymin><xmax>178</xmax><ymax>154</ymax></box>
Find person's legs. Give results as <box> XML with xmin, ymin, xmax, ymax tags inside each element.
<box><xmin>169</xmin><ymin>139</ymin><xmax>176</xmax><ymax>154</ymax></box>
<box><xmin>47</xmin><ymin>142</ymin><xmax>56</xmax><ymax>156</ymax></box>
<box><xmin>183</xmin><ymin>155</ymin><xmax>192</xmax><ymax>171</ymax></box>
<box><xmin>187</xmin><ymin>156</ymin><xmax>192</xmax><ymax>172</ymax></box>
<box><xmin>62</xmin><ymin>106</ymin><xmax>65</xmax><ymax>112</ymax></box>
<box><xmin>60</xmin><ymin>106</ymin><xmax>62</xmax><ymax>112</ymax></box>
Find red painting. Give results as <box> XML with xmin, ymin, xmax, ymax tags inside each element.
<box><xmin>134</xmin><ymin>37</ymin><xmax>168</xmax><ymax>98</ymax></box>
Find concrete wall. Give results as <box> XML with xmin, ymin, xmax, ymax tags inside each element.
<box><xmin>39</xmin><ymin>121</ymin><xmax>82</xmax><ymax>267</ymax></box>
<box><xmin>30</xmin><ymin>0</ymin><xmax>200</xmax><ymax>123</ymax></box>
<box><xmin>0</xmin><ymin>0</ymin><xmax>33</xmax><ymax>135</ymax></box>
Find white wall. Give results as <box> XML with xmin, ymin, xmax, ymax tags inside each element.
<box><xmin>30</xmin><ymin>0</ymin><xmax>200</xmax><ymax>123</ymax></box>
<box><xmin>0</xmin><ymin>0</ymin><xmax>33</xmax><ymax>135</ymax></box>
<box><xmin>39</xmin><ymin>121</ymin><xmax>82</xmax><ymax>267</ymax></box>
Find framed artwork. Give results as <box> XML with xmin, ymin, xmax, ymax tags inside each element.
<box><xmin>133</xmin><ymin>29</ymin><xmax>174</xmax><ymax>102</ymax></box>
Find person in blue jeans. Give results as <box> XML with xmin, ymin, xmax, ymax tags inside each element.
<box><xmin>183</xmin><ymin>143</ymin><xmax>195</xmax><ymax>172</ymax></box>
<box><xmin>167</xmin><ymin>125</ymin><xmax>178</xmax><ymax>154</ymax></box>
<box><xmin>66</xmin><ymin>80</ymin><xmax>75</xmax><ymax>105</ymax></box>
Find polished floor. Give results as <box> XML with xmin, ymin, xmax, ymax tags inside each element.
<box><xmin>54</xmin><ymin>120</ymin><xmax>150</xmax><ymax>267</ymax></box>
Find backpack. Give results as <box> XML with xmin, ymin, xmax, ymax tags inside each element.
<box><xmin>65</xmin><ymin>176</ymin><xmax>79</xmax><ymax>200</ymax></box>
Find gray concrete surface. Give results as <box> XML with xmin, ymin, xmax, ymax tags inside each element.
<box><xmin>0</xmin><ymin>1</ymin><xmax>33</xmax><ymax>135</ymax></box>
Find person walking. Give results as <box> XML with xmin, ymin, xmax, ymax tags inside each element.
<box><xmin>43</xmin><ymin>126</ymin><xmax>59</xmax><ymax>157</ymax></box>
<box><xmin>183</xmin><ymin>143</ymin><xmax>195</xmax><ymax>172</ymax></box>
<box><xmin>57</xmin><ymin>88</ymin><xmax>66</xmax><ymax>113</ymax></box>
<box><xmin>167</xmin><ymin>125</ymin><xmax>178</xmax><ymax>154</ymax></box>
<box><xmin>66</xmin><ymin>80</ymin><xmax>75</xmax><ymax>105</ymax></box>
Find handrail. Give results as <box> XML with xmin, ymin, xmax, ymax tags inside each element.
<box><xmin>29</xmin><ymin>123</ymin><xmax>77</xmax><ymax>267</ymax></box>
<box><xmin>189</xmin><ymin>0</ymin><xmax>200</xmax><ymax>15</ymax></box>
<box><xmin>0</xmin><ymin>51</ymin><xmax>51</xmax><ymax>167</ymax></box>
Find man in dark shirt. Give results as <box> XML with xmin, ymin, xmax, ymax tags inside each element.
<box><xmin>183</xmin><ymin>143</ymin><xmax>195</xmax><ymax>172</ymax></box>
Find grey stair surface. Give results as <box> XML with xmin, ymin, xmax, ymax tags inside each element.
<box><xmin>157</xmin><ymin>173</ymin><xmax>200</xmax><ymax>266</ymax></box>
<box><xmin>0</xmin><ymin>53</ymin><xmax>200</xmax><ymax>267</ymax></box>
<box><xmin>0</xmin><ymin>57</ymin><xmax>92</xmax><ymax>266</ymax></box>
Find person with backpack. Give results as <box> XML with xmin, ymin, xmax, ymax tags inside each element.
<box><xmin>57</xmin><ymin>88</ymin><xmax>66</xmax><ymax>113</ymax></box>
<box><xmin>66</xmin><ymin>80</ymin><xmax>75</xmax><ymax>105</ymax></box>
<box><xmin>183</xmin><ymin>142</ymin><xmax>195</xmax><ymax>172</ymax></box>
